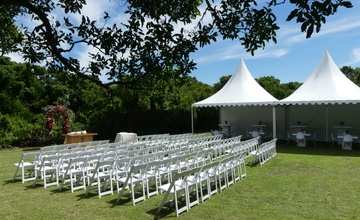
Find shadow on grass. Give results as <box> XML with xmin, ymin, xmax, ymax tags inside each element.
<box><xmin>107</xmin><ymin>190</ymin><xmax>148</xmax><ymax>207</ymax></box>
<box><xmin>2</xmin><ymin>178</ymin><xmax>20</xmax><ymax>185</ymax></box>
<box><xmin>277</xmin><ymin>141</ymin><xmax>360</xmax><ymax>157</ymax></box>
<box><xmin>50</xmin><ymin>187</ymin><xmax>70</xmax><ymax>194</ymax></box>
<box><xmin>146</xmin><ymin>201</ymin><xmax>177</xmax><ymax>220</ymax></box>
<box><xmin>76</xmin><ymin>191</ymin><xmax>98</xmax><ymax>200</ymax></box>
<box><xmin>24</xmin><ymin>183</ymin><xmax>44</xmax><ymax>190</ymax></box>
<box><xmin>107</xmin><ymin>196</ymin><xmax>132</xmax><ymax>208</ymax></box>
<box><xmin>21</xmin><ymin>147</ymin><xmax>41</xmax><ymax>152</ymax></box>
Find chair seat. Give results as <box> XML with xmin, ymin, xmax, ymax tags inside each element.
<box><xmin>69</xmin><ymin>168</ymin><xmax>83</xmax><ymax>174</ymax></box>
<box><xmin>117</xmin><ymin>176</ymin><xmax>142</xmax><ymax>184</ymax></box>
<box><xmin>40</xmin><ymin>166</ymin><xmax>56</xmax><ymax>171</ymax></box>
<box><xmin>88</xmin><ymin>171</ymin><xmax>111</xmax><ymax>179</ymax></box>
<box><xmin>145</xmin><ymin>170</ymin><xmax>157</xmax><ymax>177</ymax></box>
<box><xmin>186</xmin><ymin>175</ymin><xmax>198</xmax><ymax>185</ymax></box>
<box><xmin>199</xmin><ymin>172</ymin><xmax>209</xmax><ymax>180</ymax></box>
<box><xmin>158</xmin><ymin>167</ymin><xmax>169</xmax><ymax>174</ymax></box>
<box><xmin>14</xmin><ymin>162</ymin><xmax>34</xmax><ymax>168</ymax></box>
<box><xmin>159</xmin><ymin>180</ymin><xmax>186</xmax><ymax>193</ymax></box>
<box><xmin>208</xmin><ymin>168</ymin><xmax>217</xmax><ymax>176</ymax></box>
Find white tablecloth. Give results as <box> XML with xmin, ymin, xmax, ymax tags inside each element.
<box><xmin>114</xmin><ymin>132</ymin><xmax>137</xmax><ymax>144</ymax></box>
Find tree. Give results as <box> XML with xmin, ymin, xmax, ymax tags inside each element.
<box><xmin>0</xmin><ymin>0</ymin><xmax>353</xmax><ymax>85</ymax></box>
<box><xmin>0</xmin><ymin>7</ymin><xmax>22</xmax><ymax>56</ymax></box>
<box><xmin>257</xmin><ymin>76</ymin><xmax>301</xmax><ymax>99</ymax></box>
<box><xmin>341</xmin><ymin>66</ymin><xmax>360</xmax><ymax>86</ymax></box>
<box><xmin>213</xmin><ymin>75</ymin><xmax>231</xmax><ymax>92</ymax></box>
<box><xmin>0</xmin><ymin>57</ymin><xmax>214</xmax><ymax>146</ymax></box>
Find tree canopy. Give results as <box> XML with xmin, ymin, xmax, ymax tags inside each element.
<box><xmin>0</xmin><ymin>0</ymin><xmax>353</xmax><ymax>85</ymax></box>
<box><xmin>341</xmin><ymin>66</ymin><xmax>360</xmax><ymax>86</ymax></box>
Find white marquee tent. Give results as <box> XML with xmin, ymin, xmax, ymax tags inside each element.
<box><xmin>281</xmin><ymin>51</ymin><xmax>360</xmax><ymax>105</ymax></box>
<box><xmin>192</xmin><ymin>59</ymin><xmax>279</xmax><ymax>138</ymax></box>
<box><xmin>279</xmin><ymin>51</ymin><xmax>360</xmax><ymax>141</ymax></box>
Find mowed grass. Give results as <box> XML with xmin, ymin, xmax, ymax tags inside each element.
<box><xmin>1</xmin><ymin>145</ymin><xmax>360</xmax><ymax>220</ymax></box>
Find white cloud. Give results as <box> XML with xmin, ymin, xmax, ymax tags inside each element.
<box><xmin>72</xmin><ymin>0</ymin><xmax>115</xmax><ymax>23</ymax></box>
<box><xmin>286</xmin><ymin>16</ymin><xmax>360</xmax><ymax>44</ymax></box>
<box><xmin>196</xmin><ymin>43</ymin><xmax>288</xmax><ymax>64</ymax></box>
<box><xmin>344</xmin><ymin>48</ymin><xmax>360</xmax><ymax>66</ymax></box>
<box><xmin>6</xmin><ymin>52</ymin><xmax>25</xmax><ymax>63</ymax></box>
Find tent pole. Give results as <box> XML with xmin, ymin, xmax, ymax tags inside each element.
<box><xmin>191</xmin><ymin>106</ymin><xmax>194</xmax><ymax>134</ymax></box>
<box><xmin>272</xmin><ymin>106</ymin><xmax>277</xmax><ymax>139</ymax></box>
<box><xmin>326</xmin><ymin>106</ymin><xmax>329</xmax><ymax>142</ymax></box>
<box><xmin>285</xmin><ymin>106</ymin><xmax>289</xmax><ymax>140</ymax></box>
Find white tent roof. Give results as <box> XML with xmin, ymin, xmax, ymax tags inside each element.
<box><xmin>280</xmin><ymin>51</ymin><xmax>360</xmax><ymax>105</ymax></box>
<box><xmin>193</xmin><ymin>59</ymin><xmax>278</xmax><ymax>107</ymax></box>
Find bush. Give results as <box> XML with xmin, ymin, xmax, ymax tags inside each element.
<box><xmin>0</xmin><ymin>114</ymin><xmax>48</xmax><ymax>148</ymax></box>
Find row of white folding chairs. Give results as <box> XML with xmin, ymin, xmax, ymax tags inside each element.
<box><xmin>20</xmin><ymin>139</ymin><xmax>212</xmax><ymax>190</ymax></box>
<box><xmin>209</xmin><ymin>137</ymin><xmax>260</xmax><ymax>158</ymax></box>
<box><xmin>168</xmin><ymin>133</ymin><xmax>196</xmax><ymax>141</ymax></box>
<box><xmin>39</xmin><ymin>133</ymin><xmax>213</xmax><ymax>158</ymax></box>
<box><xmin>137</xmin><ymin>133</ymin><xmax>170</xmax><ymax>142</ymax></box>
<box><xmin>167</xmin><ymin>133</ymin><xmax>212</xmax><ymax>142</ymax></box>
<box><xmin>13</xmin><ymin>134</ymin><xmax>233</xmax><ymax>188</ymax></box>
<box><xmin>113</xmin><ymin>149</ymin><xmax>215</xmax><ymax>203</ymax></box>
<box><xmin>124</xmin><ymin>137</ymin><xmax>222</xmax><ymax>158</ymax></box>
<box><xmin>256</xmin><ymin>139</ymin><xmax>277</xmax><ymax>166</ymax></box>
<box><xmin>77</xmin><ymin>141</ymin><xmax>227</xmax><ymax>199</ymax></box>
<box><xmin>122</xmin><ymin>134</ymin><xmax>223</xmax><ymax>156</ymax></box>
<box><xmin>26</xmin><ymin>135</ymin><xmax>214</xmax><ymax>180</ymax></box>
<box><xmin>135</xmin><ymin>133</ymin><xmax>212</xmax><ymax>146</ymax></box>
<box><xmin>96</xmin><ymin>138</ymin><xmax>251</xmax><ymax>203</ymax></box>
<box><xmin>119</xmin><ymin>135</ymin><xmax>207</xmax><ymax>154</ymax></box>
<box><xmin>41</xmin><ymin>140</ymin><xmax>110</xmax><ymax>152</ymax></box>
<box><xmin>13</xmin><ymin>143</ymin><xmax>124</xmax><ymax>184</ymax></box>
<box><xmin>14</xmin><ymin>136</ymin><xmax>252</xmax><ymax>206</ymax></box>
<box><xmin>54</xmin><ymin>146</ymin><xmax>215</xmax><ymax>198</ymax></box>
<box><xmin>13</xmin><ymin>135</ymin><xmax>228</xmax><ymax>184</ymax></box>
<box><xmin>31</xmin><ymin>147</ymin><xmax>124</xmax><ymax>189</ymax></box>
<box><xmin>156</xmin><ymin>151</ymin><xmax>247</xmax><ymax>217</ymax></box>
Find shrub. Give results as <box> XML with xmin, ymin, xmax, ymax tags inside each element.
<box><xmin>0</xmin><ymin>113</ymin><xmax>47</xmax><ymax>148</ymax></box>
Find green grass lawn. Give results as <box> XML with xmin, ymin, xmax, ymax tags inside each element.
<box><xmin>1</xmin><ymin>145</ymin><xmax>360</xmax><ymax>220</ymax></box>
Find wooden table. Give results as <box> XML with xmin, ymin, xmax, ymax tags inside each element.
<box><xmin>64</xmin><ymin>133</ymin><xmax>98</xmax><ymax>144</ymax></box>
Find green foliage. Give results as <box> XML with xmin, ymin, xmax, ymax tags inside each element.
<box><xmin>0</xmin><ymin>6</ymin><xmax>22</xmax><ymax>56</ymax></box>
<box><xmin>0</xmin><ymin>113</ymin><xmax>44</xmax><ymax>147</ymax></box>
<box><xmin>341</xmin><ymin>66</ymin><xmax>360</xmax><ymax>86</ymax></box>
<box><xmin>0</xmin><ymin>57</ymin><xmax>214</xmax><ymax>146</ymax></box>
<box><xmin>257</xmin><ymin>76</ymin><xmax>301</xmax><ymax>99</ymax></box>
<box><xmin>0</xmin><ymin>0</ymin><xmax>352</xmax><ymax>84</ymax></box>
<box><xmin>213</xmin><ymin>75</ymin><xmax>231</xmax><ymax>92</ymax></box>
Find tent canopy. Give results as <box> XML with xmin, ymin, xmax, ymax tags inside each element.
<box><xmin>193</xmin><ymin>59</ymin><xmax>278</xmax><ymax>107</ymax></box>
<box><xmin>280</xmin><ymin>51</ymin><xmax>360</xmax><ymax>105</ymax></box>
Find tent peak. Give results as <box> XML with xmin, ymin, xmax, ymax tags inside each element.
<box><xmin>280</xmin><ymin>51</ymin><xmax>360</xmax><ymax>105</ymax></box>
<box><xmin>193</xmin><ymin>58</ymin><xmax>278</xmax><ymax>107</ymax></box>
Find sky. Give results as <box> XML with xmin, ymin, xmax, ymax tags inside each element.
<box><xmin>191</xmin><ymin>1</ymin><xmax>360</xmax><ymax>84</ymax></box>
<box><xmin>8</xmin><ymin>0</ymin><xmax>360</xmax><ymax>85</ymax></box>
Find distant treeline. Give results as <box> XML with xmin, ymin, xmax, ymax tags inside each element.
<box><xmin>1</xmin><ymin>56</ymin><xmax>359</xmax><ymax>147</ymax></box>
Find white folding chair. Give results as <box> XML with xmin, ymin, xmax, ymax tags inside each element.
<box><xmin>117</xmin><ymin>164</ymin><xmax>147</xmax><ymax>206</ymax></box>
<box><xmin>13</xmin><ymin>151</ymin><xmax>39</xmax><ymax>183</ymax></box>
<box><xmin>37</xmin><ymin>154</ymin><xmax>60</xmax><ymax>188</ymax></box>
<box><xmin>87</xmin><ymin>159</ymin><xmax>114</xmax><ymax>198</ymax></box>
